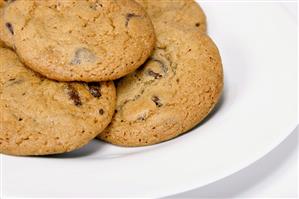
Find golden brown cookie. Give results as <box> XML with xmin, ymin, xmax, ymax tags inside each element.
<box><xmin>0</xmin><ymin>7</ymin><xmax>5</xmax><ymax>49</ymax></box>
<box><xmin>98</xmin><ymin>24</ymin><xmax>223</xmax><ymax>146</ymax></box>
<box><xmin>0</xmin><ymin>48</ymin><xmax>116</xmax><ymax>155</ymax></box>
<box><xmin>0</xmin><ymin>0</ymin><xmax>155</xmax><ymax>81</ymax></box>
<box><xmin>136</xmin><ymin>0</ymin><xmax>206</xmax><ymax>32</ymax></box>
<box><xmin>0</xmin><ymin>0</ymin><xmax>14</xmax><ymax>48</ymax></box>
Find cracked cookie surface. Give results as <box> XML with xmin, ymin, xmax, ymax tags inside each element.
<box><xmin>0</xmin><ymin>0</ymin><xmax>155</xmax><ymax>81</ymax></box>
<box><xmin>0</xmin><ymin>48</ymin><xmax>116</xmax><ymax>155</ymax></box>
<box><xmin>98</xmin><ymin>1</ymin><xmax>223</xmax><ymax>146</ymax></box>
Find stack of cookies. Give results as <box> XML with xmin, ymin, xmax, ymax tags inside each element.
<box><xmin>0</xmin><ymin>0</ymin><xmax>223</xmax><ymax>156</ymax></box>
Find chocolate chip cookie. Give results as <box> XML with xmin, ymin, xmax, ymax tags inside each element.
<box><xmin>136</xmin><ymin>0</ymin><xmax>206</xmax><ymax>32</ymax></box>
<box><xmin>0</xmin><ymin>0</ymin><xmax>15</xmax><ymax>48</ymax></box>
<box><xmin>0</xmin><ymin>48</ymin><xmax>116</xmax><ymax>155</ymax></box>
<box><xmin>0</xmin><ymin>0</ymin><xmax>155</xmax><ymax>81</ymax></box>
<box><xmin>98</xmin><ymin>3</ymin><xmax>223</xmax><ymax>146</ymax></box>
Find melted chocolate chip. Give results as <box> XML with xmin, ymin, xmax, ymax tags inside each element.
<box><xmin>152</xmin><ymin>59</ymin><xmax>168</xmax><ymax>73</ymax></box>
<box><xmin>148</xmin><ymin>70</ymin><xmax>162</xmax><ymax>79</ymax></box>
<box><xmin>70</xmin><ymin>48</ymin><xmax>96</xmax><ymax>65</ymax></box>
<box><xmin>67</xmin><ymin>85</ymin><xmax>82</xmax><ymax>106</ymax></box>
<box><xmin>99</xmin><ymin>108</ymin><xmax>104</xmax><ymax>115</ymax></box>
<box><xmin>5</xmin><ymin>23</ymin><xmax>14</xmax><ymax>35</ymax></box>
<box><xmin>87</xmin><ymin>82</ymin><xmax>101</xmax><ymax>98</ymax></box>
<box><xmin>125</xmin><ymin>13</ymin><xmax>140</xmax><ymax>27</ymax></box>
<box><xmin>145</xmin><ymin>57</ymin><xmax>169</xmax><ymax>78</ymax></box>
<box><xmin>151</xmin><ymin>96</ymin><xmax>163</xmax><ymax>107</ymax></box>
<box><xmin>195</xmin><ymin>22</ymin><xmax>200</xmax><ymax>27</ymax></box>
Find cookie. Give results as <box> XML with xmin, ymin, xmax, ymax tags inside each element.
<box><xmin>0</xmin><ymin>0</ymin><xmax>155</xmax><ymax>82</ymax></box>
<box><xmin>136</xmin><ymin>0</ymin><xmax>206</xmax><ymax>32</ymax></box>
<box><xmin>0</xmin><ymin>48</ymin><xmax>116</xmax><ymax>155</ymax></box>
<box><xmin>98</xmin><ymin>4</ymin><xmax>223</xmax><ymax>146</ymax></box>
<box><xmin>0</xmin><ymin>0</ymin><xmax>14</xmax><ymax>48</ymax></box>
<box><xmin>0</xmin><ymin>39</ymin><xmax>4</xmax><ymax>47</ymax></box>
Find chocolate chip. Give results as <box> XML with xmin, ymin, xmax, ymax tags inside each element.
<box><xmin>8</xmin><ymin>78</ymin><xmax>23</xmax><ymax>86</ymax></box>
<box><xmin>18</xmin><ymin>118</ymin><xmax>23</xmax><ymax>121</ymax></box>
<box><xmin>99</xmin><ymin>108</ymin><xmax>104</xmax><ymax>115</ymax></box>
<box><xmin>145</xmin><ymin>58</ymin><xmax>169</xmax><ymax>79</ymax></box>
<box><xmin>151</xmin><ymin>96</ymin><xmax>162</xmax><ymax>107</ymax></box>
<box><xmin>152</xmin><ymin>59</ymin><xmax>168</xmax><ymax>73</ymax></box>
<box><xmin>5</xmin><ymin>23</ymin><xmax>14</xmax><ymax>35</ymax></box>
<box><xmin>87</xmin><ymin>82</ymin><xmax>101</xmax><ymax>98</ymax></box>
<box><xmin>89</xmin><ymin>3</ymin><xmax>96</xmax><ymax>10</ymax></box>
<box><xmin>125</xmin><ymin>13</ymin><xmax>140</xmax><ymax>27</ymax></box>
<box><xmin>67</xmin><ymin>84</ymin><xmax>82</xmax><ymax>106</ymax></box>
<box><xmin>70</xmin><ymin>48</ymin><xmax>96</xmax><ymax>65</ymax></box>
<box><xmin>148</xmin><ymin>69</ymin><xmax>162</xmax><ymax>79</ymax></box>
<box><xmin>195</xmin><ymin>22</ymin><xmax>200</xmax><ymax>27</ymax></box>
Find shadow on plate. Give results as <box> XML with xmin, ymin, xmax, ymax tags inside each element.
<box><xmin>40</xmin><ymin>139</ymin><xmax>106</xmax><ymax>159</ymax></box>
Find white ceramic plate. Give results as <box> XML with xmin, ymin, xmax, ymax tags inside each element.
<box><xmin>1</xmin><ymin>2</ymin><xmax>297</xmax><ymax>198</ymax></box>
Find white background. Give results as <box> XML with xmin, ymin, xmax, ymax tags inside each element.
<box><xmin>171</xmin><ymin>2</ymin><xmax>298</xmax><ymax>198</ymax></box>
